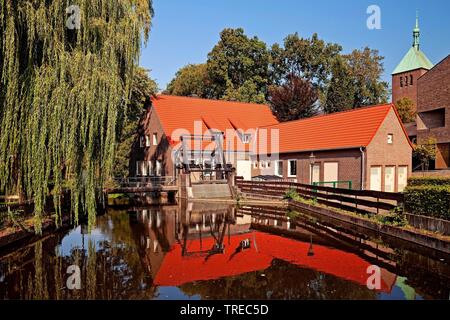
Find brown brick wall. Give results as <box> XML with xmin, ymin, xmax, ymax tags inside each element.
<box><xmin>130</xmin><ymin>107</ymin><xmax>175</xmax><ymax>177</ymax></box>
<box><xmin>392</xmin><ymin>68</ymin><xmax>428</xmax><ymax>111</ymax></box>
<box><xmin>252</xmin><ymin>149</ymin><xmax>363</xmax><ymax>189</ymax></box>
<box><xmin>366</xmin><ymin>109</ymin><xmax>412</xmax><ymax>192</ymax></box>
<box><xmin>417</xmin><ymin>55</ymin><xmax>450</xmax><ymax>168</ymax></box>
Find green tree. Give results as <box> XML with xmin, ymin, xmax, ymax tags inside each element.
<box><xmin>268</xmin><ymin>75</ymin><xmax>318</xmax><ymax>121</ymax></box>
<box><xmin>114</xmin><ymin>68</ymin><xmax>158</xmax><ymax>177</ymax></box>
<box><xmin>323</xmin><ymin>57</ymin><xmax>356</xmax><ymax>114</ymax></box>
<box><xmin>344</xmin><ymin>47</ymin><xmax>389</xmax><ymax>108</ymax></box>
<box><xmin>165</xmin><ymin>63</ymin><xmax>211</xmax><ymax>98</ymax></box>
<box><xmin>414</xmin><ymin>137</ymin><xmax>437</xmax><ymax>171</ymax></box>
<box><xmin>206</xmin><ymin>28</ymin><xmax>269</xmax><ymax>103</ymax></box>
<box><xmin>395</xmin><ymin>97</ymin><xmax>416</xmax><ymax>123</ymax></box>
<box><xmin>269</xmin><ymin>33</ymin><xmax>342</xmax><ymax>103</ymax></box>
<box><xmin>0</xmin><ymin>0</ymin><xmax>153</xmax><ymax>232</ymax></box>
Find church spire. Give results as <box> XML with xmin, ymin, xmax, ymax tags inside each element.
<box><xmin>413</xmin><ymin>11</ymin><xmax>420</xmax><ymax>50</ymax></box>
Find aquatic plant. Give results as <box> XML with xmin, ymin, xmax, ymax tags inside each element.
<box><xmin>0</xmin><ymin>1</ymin><xmax>153</xmax><ymax>233</ymax></box>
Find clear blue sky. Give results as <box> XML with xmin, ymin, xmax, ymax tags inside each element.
<box><xmin>140</xmin><ymin>0</ymin><xmax>450</xmax><ymax>96</ymax></box>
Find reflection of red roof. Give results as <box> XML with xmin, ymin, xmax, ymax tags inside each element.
<box><xmin>151</xmin><ymin>95</ymin><xmax>279</xmax><ymax>151</ymax></box>
<box><xmin>154</xmin><ymin>231</ymin><xmax>395</xmax><ymax>293</ymax></box>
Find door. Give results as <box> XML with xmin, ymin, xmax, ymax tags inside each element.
<box><xmin>237</xmin><ymin>160</ymin><xmax>252</xmax><ymax>180</ymax></box>
<box><xmin>397</xmin><ymin>166</ymin><xmax>408</xmax><ymax>192</ymax></box>
<box><xmin>310</xmin><ymin>164</ymin><xmax>320</xmax><ymax>184</ymax></box>
<box><xmin>385</xmin><ymin>166</ymin><xmax>395</xmax><ymax>192</ymax></box>
<box><xmin>370</xmin><ymin>166</ymin><xmax>382</xmax><ymax>191</ymax></box>
<box><xmin>324</xmin><ymin>162</ymin><xmax>338</xmax><ymax>187</ymax></box>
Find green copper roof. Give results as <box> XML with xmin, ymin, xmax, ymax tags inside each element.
<box><xmin>392</xmin><ymin>47</ymin><xmax>434</xmax><ymax>74</ymax></box>
<box><xmin>392</xmin><ymin>13</ymin><xmax>434</xmax><ymax>75</ymax></box>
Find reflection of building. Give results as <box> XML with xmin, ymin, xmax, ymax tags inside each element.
<box><xmin>131</xmin><ymin>203</ymin><xmax>398</xmax><ymax>294</ymax></box>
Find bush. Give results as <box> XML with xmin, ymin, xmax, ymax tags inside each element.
<box><xmin>404</xmin><ymin>185</ymin><xmax>450</xmax><ymax>220</ymax></box>
<box><xmin>408</xmin><ymin>176</ymin><xmax>450</xmax><ymax>187</ymax></box>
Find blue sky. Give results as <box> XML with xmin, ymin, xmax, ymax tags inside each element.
<box><xmin>140</xmin><ymin>0</ymin><xmax>450</xmax><ymax>94</ymax></box>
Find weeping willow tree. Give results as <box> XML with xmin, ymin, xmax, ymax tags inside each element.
<box><xmin>0</xmin><ymin>0</ymin><xmax>153</xmax><ymax>233</ymax></box>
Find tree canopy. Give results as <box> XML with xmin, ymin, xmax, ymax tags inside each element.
<box><xmin>395</xmin><ymin>97</ymin><xmax>416</xmax><ymax>124</ymax></box>
<box><xmin>167</xmin><ymin>28</ymin><xmax>389</xmax><ymax>117</ymax></box>
<box><xmin>0</xmin><ymin>0</ymin><xmax>154</xmax><ymax>232</ymax></box>
<box><xmin>206</xmin><ymin>28</ymin><xmax>269</xmax><ymax>104</ymax></box>
<box><xmin>268</xmin><ymin>75</ymin><xmax>319</xmax><ymax>121</ymax></box>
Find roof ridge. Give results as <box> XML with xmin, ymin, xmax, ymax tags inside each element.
<box><xmin>259</xmin><ymin>103</ymin><xmax>393</xmax><ymax>129</ymax></box>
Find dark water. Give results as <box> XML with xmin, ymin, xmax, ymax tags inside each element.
<box><xmin>0</xmin><ymin>202</ymin><xmax>449</xmax><ymax>300</ymax></box>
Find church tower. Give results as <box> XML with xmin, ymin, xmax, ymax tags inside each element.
<box><xmin>392</xmin><ymin>14</ymin><xmax>434</xmax><ymax>111</ymax></box>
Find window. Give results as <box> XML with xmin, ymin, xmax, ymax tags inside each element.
<box><xmin>145</xmin><ymin>135</ymin><xmax>151</xmax><ymax>147</ymax></box>
<box><xmin>139</xmin><ymin>136</ymin><xmax>144</xmax><ymax>148</ymax></box>
<box><xmin>400</xmin><ymin>77</ymin><xmax>403</xmax><ymax>87</ymax></box>
<box><xmin>410</xmin><ymin>75</ymin><xmax>413</xmax><ymax>85</ymax></box>
<box><xmin>152</xmin><ymin>133</ymin><xmax>158</xmax><ymax>146</ymax></box>
<box><xmin>260</xmin><ymin>161</ymin><xmax>266</xmax><ymax>168</ymax></box>
<box><xmin>156</xmin><ymin>160</ymin><xmax>162</xmax><ymax>176</ymax></box>
<box><xmin>136</xmin><ymin>161</ymin><xmax>148</xmax><ymax>176</ymax></box>
<box><xmin>387</xmin><ymin>134</ymin><xmax>394</xmax><ymax>144</ymax></box>
<box><xmin>253</xmin><ymin>161</ymin><xmax>258</xmax><ymax>169</ymax></box>
<box><xmin>266</xmin><ymin>161</ymin><xmax>271</xmax><ymax>168</ymax></box>
<box><xmin>136</xmin><ymin>161</ymin><xmax>142</xmax><ymax>176</ymax></box>
<box><xmin>288</xmin><ymin>160</ymin><xmax>297</xmax><ymax>177</ymax></box>
<box><xmin>370</xmin><ymin>166</ymin><xmax>382</xmax><ymax>191</ymax></box>
<box><xmin>147</xmin><ymin>161</ymin><xmax>152</xmax><ymax>176</ymax></box>
<box><xmin>275</xmin><ymin>161</ymin><xmax>283</xmax><ymax>176</ymax></box>
<box><xmin>405</xmin><ymin>75</ymin><xmax>409</xmax><ymax>86</ymax></box>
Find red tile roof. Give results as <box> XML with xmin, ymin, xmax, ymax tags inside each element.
<box><xmin>151</xmin><ymin>95</ymin><xmax>279</xmax><ymax>151</ymax></box>
<box><xmin>257</xmin><ymin>104</ymin><xmax>412</xmax><ymax>154</ymax></box>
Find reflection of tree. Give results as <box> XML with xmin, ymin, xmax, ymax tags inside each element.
<box><xmin>180</xmin><ymin>259</ymin><xmax>378</xmax><ymax>300</ymax></box>
<box><xmin>0</xmin><ymin>210</ymin><xmax>157</xmax><ymax>299</ymax></box>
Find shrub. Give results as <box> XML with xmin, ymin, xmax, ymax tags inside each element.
<box><xmin>404</xmin><ymin>185</ymin><xmax>450</xmax><ymax>220</ymax></box>
<box><xmin>408</xmin><ymin>176</ymin><xmax>450</xmax><ymax>187</ymax></box>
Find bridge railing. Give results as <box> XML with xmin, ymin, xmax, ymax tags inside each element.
<box><xmin>112</xmin><ymin>176</ymin><xmax>177</xmax><ymax>188</ymax></box>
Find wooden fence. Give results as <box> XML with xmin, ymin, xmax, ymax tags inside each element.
<box><xmin>235</xmin><ymin>177</ymin><xmax>404</xmax><ymax>216</ymax></box>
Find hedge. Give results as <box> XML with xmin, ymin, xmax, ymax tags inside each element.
<box><xmin>404</xmin><ymin>185</ymin><xmax>450</xmax><ymax>220</ymax></box>
<box><xmin>408</xmin><ymin>176</ymin><xmax>450</xmax><ymax>186</ymax></box>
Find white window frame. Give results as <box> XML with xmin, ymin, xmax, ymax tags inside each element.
<box><xmin>253</xmin><ymin>161</ymin><xmax>259</xmax><ymax>169</ymax></box>
<box><xmin>152</xmin><ymin>133</ymin><xmax>158</xmax><ymax>146</ymax></box>
<box><xmin>275</xmin><ymin>161</ymin><xmax>283</xmax><ymax>177</ymax></box>
<box><xmin>145</xmin><ymin>135</ymin><xmax>151</xmax><ymax>147</ymax></box>
<box><xmin>136</xmin><ymin>161</ymin><xmax>142</xmax><ymax>176</ymax></box>
<box><xmin>288</xmin><ymin>159</ymin><xmax>297</xmax><ymax>178</ymax></box>
<box><xmin>260</xmin><ymin>160</ymin><xmax>266</xmax><ymax>168</ymax></box>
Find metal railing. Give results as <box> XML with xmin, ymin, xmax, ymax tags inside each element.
<box><xmin>313</xmin><ymin>181</ymin><xmax>352</xmax><ymax>189</ymax></box>
<box><xmin>112</xmin><ymin>176</ymin><xmax>177</xmax><ymax>188</ymax></box>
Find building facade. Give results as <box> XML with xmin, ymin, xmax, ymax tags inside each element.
<box><xmin>130</xmin><ymin>95</ymin><xmax>279</xmax><ymax>179</ymax></box>
<box><xmin>252</xmin><ymin>105</ymin><xmax>413</xmax><ymax>192</ymax></box>
<box><xmin>391</xmin><ymin>15</ymin><xmax>433</xmax><ymax>112</ymax></box>
<box><xmin>417</xmin><ymin>55</ymin><xmax>450</xmax><ymax>169</ymax></box>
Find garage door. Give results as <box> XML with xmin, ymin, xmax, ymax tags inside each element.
<box><xmin>370</xmin><ymin>166</ymin><xmax>382</xmax><ymax>191</ymax></box>
<box><xmin>324</xmin><ymin>162</ymin><xmax>338</xmax><ymax>187</ymax></box>
<box><xmin>236</xmin><ymin>160</ymin><xmax>252</xmax><ymax>180</ymax></box>
<box><xmin>385</xmin><ymin>166</ymin><xmax>395</xmax><ymax>193</ymax></box>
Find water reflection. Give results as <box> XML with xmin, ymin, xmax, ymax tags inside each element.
<box><xmin>0</xmin><ymin>201</ymin><xmax>449</xmax><ymax>300</ymax></box>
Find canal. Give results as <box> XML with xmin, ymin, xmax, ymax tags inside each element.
<box><xmin>0</xmin><ymin>202</ymin><xmax>449</xmax><ymax>300</ymax></box>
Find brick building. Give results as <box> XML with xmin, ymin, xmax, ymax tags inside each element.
<box><xmin>252</xmin><ymin>104</ymin><xmax>413</xmax><ymax>192</ymax></box>
<box><xmin>392</xmin><ymin>15</ymin><xmax>433</xmax><ymax>112</ymax></box>
<box><xmin>417</xmin><ymin>55</ymin><xmax>450</xmax><ymax>169</ymax></box>
<box><xmin>130</xmin><ymin>95</ymin><xmax>278</xmax><ymax>180</ymax></box>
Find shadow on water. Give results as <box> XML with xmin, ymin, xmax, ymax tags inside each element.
<box><xmin>0</xmin><ymin>201</ymin><xmax>449</xmax><ymax>300</ymax></box>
